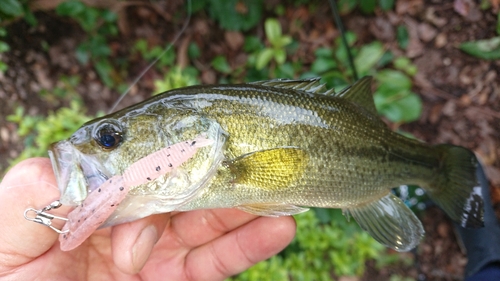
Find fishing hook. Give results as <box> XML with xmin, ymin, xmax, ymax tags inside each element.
<box><xmin>24</xmin><ymin>200</ymin><xmax>69</xmax><ymax>234</ymax></box>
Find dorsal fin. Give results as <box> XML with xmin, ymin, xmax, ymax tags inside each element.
<box><xmin>335</xmin><ymin>76</ymin><xmax>377</xmax><ymax>115</ymax></box>
<box><xmin>250</xmin><ymin>78</ymin><xmax>336</xmax><ymax>95</ymax></box>
<box><xmin>252</xmin><ymin>77</ymin><xmax>378</xmax><ymax>116</ymax></box>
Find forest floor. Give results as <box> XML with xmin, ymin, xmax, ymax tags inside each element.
<box><xmin>0</xmin><ymin>1</ymin><xmax>499</xmax><ymax>280</ymax></box>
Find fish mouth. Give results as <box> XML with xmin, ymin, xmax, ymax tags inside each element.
<box><xmin>49</xmin><ymin>140</ymin><xmax>110</xmax><ymax>206</ymax></box>
<box><xmin>49</xmin><ymin>140</ymin><xmax>88</xmax><ymax>206</ymax></box>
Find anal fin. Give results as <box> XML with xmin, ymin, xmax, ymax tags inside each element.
<box><xmin>344</xmin><ymin>193</ymin><xmax>424</xmax><ymax>252</ymax></box>
<box><xmin>237</xmin><ymin>203</ymin><xmax>309</xmax><ymax>217</ymax></box>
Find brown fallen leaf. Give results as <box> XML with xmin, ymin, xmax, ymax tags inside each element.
<box><xmin>225</xmin><ymin>31</ymin><xmax>244</xmax><ymax>51</ymax></box>
<box><xmin>491</xmin><ymin>0</ymin><xmax>500</xmax><ymax>11</ymax></box>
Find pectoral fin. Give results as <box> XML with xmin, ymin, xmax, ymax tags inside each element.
<box><xmin>229</xmin><ymin>147</ymin><xmax>308</xmax><ymax>190</ymax></box>
<box><xmin>344</xmin><ymin>193</ymin><xmax>424</xmax><ymax>252</ymax></box>
<box><xmin>237</xmin><ymin>203</ymin><xmax>309</xmax><ymax>217</ymax></box>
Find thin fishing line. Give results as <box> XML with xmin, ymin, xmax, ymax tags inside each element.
<box><xmin>328</xmin><ymin>0</ymin><xmax>359</xmax><ymax>81</ymax></box>
<box><xmin>109</xmin><ymin>0</ymin><xmax>192</xmax><ymax>113</ymax></box>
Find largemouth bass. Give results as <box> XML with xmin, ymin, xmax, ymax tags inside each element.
<box><xmin>48</xmin><ymin>77</ymin><xmax>484</xmax><ymax>252</ymax></box>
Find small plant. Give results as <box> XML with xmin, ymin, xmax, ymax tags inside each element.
<box><xmin>255</xmin><ymin>18</ymin><xmax>293</xmax><ymax>70</ymax></box>
<box><xmin>231</xmin><ymin>210</ymin><xmax>397</xmax><ymax>281</ymax></box>
<box><xmin>0</xmin><ymin>0</ymin><xmax>37</xmax><ymax>73</ymax></box>
<box><xmin>39</xmin><ymin>75</ymin><xmax>83</xmax><ymax>106</ymax></box>
<box><xmin>7</xmin><ymin>101</ymin><xmax>93</xmax><ymax>167</ymax></box>
<box><xmin>154</xmin><ymin>66</ymin><xmax>200</xmax><ymax>93</ymax></box>
<box><xmin>337</xmin><ymin>0</ymin><xmax>395</xmax><ymax>14</ymax></box>
<box><xmin>194</xmin><ymin>0</ymin><xmax>263</xmax><ymax>31</ymax></box>
<box><xmin>0</xmin><ymin>27</ymin><xmax>9</xmax><ymax>73</ymax></box>
<box><xmin>374</xmin><ymin>69</ymin><xmax>422</xmax><ymax>123</ymax></box>
<box><xmin>56</xmin><ymin>0</ymin><xmax>119</xmax><ymax>88</ymax></box>
<box><xmin>460</xmin><ymin>36</ymin><xmax>500</xmax><ymax>60</ymax></box>
<box><xmin>133</xmin><ymin>39</ymin><xmax>176</xmax><ymax>69</ymax></box>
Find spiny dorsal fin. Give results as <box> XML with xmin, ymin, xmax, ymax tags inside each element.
<box><xmin>335</xmin><ymin>76</ymin><xmax>377</xmax><ymax>115</ymax></box>
<box><xmin>250</xmin><ymin>78</ymin><xmax>336</xmax><ymax>95</ymax></box>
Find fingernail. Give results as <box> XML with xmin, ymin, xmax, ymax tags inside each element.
<box><xmin>132</xmin><ymin>225</ymin><xmax>158</xmax><ymax>272</ymax></box>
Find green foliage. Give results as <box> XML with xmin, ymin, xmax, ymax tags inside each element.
<box><xmin>337</xmin><ymin>0</ymin><xmax>395</xmax><ymax>14</ymax></box>
<box><xmin>212</xmin><ymin>55</ymin><xmax>232</xmax><ymax>74</ymax></box>
<box><xmin>0</xmin><ymin>27</ymin><xmax>9</xmax><ymax>73</ymax></box>
<box><xmin>396</xmin><ymin>25</ymin><xmax>409</xmax><ymax>50</ymax></box>
<box><xmin>390</xmin><ymin>275</ymin><xmax>416</xmax><ymax>281</ymax></box>
<box><xmin>154</xmin><ymin>66</ymin><xmax>200</xmax><ymax>93</ymax></box>
<box><xmin>374</xmin><ymin>70</ymin><xmax>422</xmax><ymax>123</ymax></box>
<box><xmin>231</xmin><ymin>210</ymin><xmax>395</xmax><ymax>281</ymax></box>
<box><xmin>56</xmin><ymin>0</ymin><xmax>119</xmax><ymax>88</ymax></box>
<box><xmin>460</xmin><ymin>36</ymin><xmax>500</xmax><ymax>60</ymax></box>
<box><xmin>7</xmin><ymin>101</ymin><xmax>92</xmax><ymax>167</ymax></box>
<box><xmin>133</xmin><ymin>39</ymin><xmax>176</xmax><ymax>68</ymax></box>
<box><xmin>354</xmin><ymin>41</ymin><xmax>385</xmax><ymax>75</ymax></box>
<box><xmin>39</xmin><ymin>75</ymin><xmax>83</xmax><ymax>106</ymax></box>
<box><xmin>497</xmin><ymin>12</ymin><xmax>500</xmax><ymax>35</ymax></box>
<box><xmin>0</xmin><ymin>0</ymin><xmax>23</xmax><ymax>18</ymax></box>
<box><xmin>255</xmin><ymin>18</ymin><xmax>293</xmax><ymax>70</ymax></box>
<box><xmin>197</xmin><ymin>0</ymin><xmax>263</xmax><ymax>31</ymax></box>
<box><xmin>0</xmin><ymin>0</ymin><xmax>37</xmax><ymax>73</ymax></box>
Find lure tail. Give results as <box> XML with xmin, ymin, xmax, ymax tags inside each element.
<box><xmin>424</xmin><ymin>144</ymin><xmax>484</xmax><ymax>228</ymax></box>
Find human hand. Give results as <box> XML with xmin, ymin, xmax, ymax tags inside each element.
<box><xmin>0</xmin><ymin>158</ymin><xmax>296</xmax><ymax>280</ymax></box>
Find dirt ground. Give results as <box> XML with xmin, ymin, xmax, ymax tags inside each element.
<box><xmin>0</xmin><ymin>1</ymin><xmax>499</xmax><ymax>280</ymax></box>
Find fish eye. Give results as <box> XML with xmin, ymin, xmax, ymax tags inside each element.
<box><xmin>94</xmin><ymin>123</ymin><xmax>123</xmax><ymax>150</ymax></box>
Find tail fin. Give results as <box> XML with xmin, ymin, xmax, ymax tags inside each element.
<box><xmin>424</xmin><ymin>144</ymin><xmax>484</xmax><ymax>228</ymax></box>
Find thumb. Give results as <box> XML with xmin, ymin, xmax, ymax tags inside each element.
<box><xmin>0</xmin><ymin>158</ymin><xmax>71</xmax><ymax>269</ymax></box>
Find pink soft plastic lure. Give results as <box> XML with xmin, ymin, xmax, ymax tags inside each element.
<box><xmin>59</xmin><ymin>137</ymin><xmax>213</xmax><ymax>251</ymax></box>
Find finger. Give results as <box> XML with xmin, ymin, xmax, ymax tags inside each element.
<box><xmin>111</xmin><ymin>212</ymin><xmax>170</xmax><ymax>274</ymax></box>
<box><xmin>0</xmin><ymin>158</ymin><xmax>72</xmax><ymax>268</ymax></box>
<box><xmin>185</xmin><ymin>216</ymin><xmax>296</xmax><ymax>281</ymax></box>
<box><xmin>168</xmin><ymin>208</ymin><xmax>259</xmax><ymax>248</ymax></box>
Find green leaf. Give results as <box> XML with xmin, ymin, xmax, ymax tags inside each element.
<box><xmin>376</xmin><ymin>91</ymin><xmax>422</xmax><ymax>123</ymax></box>
<box><xmin>243</xmin><ymin>36</ymin><xmax>263</xmax><ymax>52</ymax></box>
<box><xmin>0</xmin><ymin>41</ymin><xmax>10</xmax><ymax>53</ymax></box>
<box><xmin>188</xmin><ymin>42</ymin><xmax>201</xmax><ymax>59</ymax></box>
<box><xmin>211</xmin><ymin>55</ymin><xmax>231</xmax><ymax>74</ymax></box>
<box><xmin>311</xmin><ymin>57</ymin><xmax>336</xmax><ymax>74</ymax></box>
<box><xmin>274</xmin><ymin>49</ymin><xmax>286</xmax><ymax>65</ymax></box>
<box><xmin>0</xmin><ymin>0</ymin><xmax>23</xmax><ymax>16</ymax></box>
<box><xmin>276</xmin><ymin>36</ymin><xmax>292</xmax><ymax>48</ymax></box>
<box><xmin>23</xmin><ymin>9</ymin><xmax>38</xmax><ymax>26</ymax></box>
<box><xmin>314</xmin><ymin>47</ymin><xmax>333</xmax><ymax>58</ymax></box>
<box><xmin>133</xmin><ymin>39</ymin><xmax>148</xmax><ymax>55</ymax></box>
<box><xmin>396</xmin><ymin>25</ymin><xmax>409</xmax><ymax>49</ymax></box>
<box><xmin>75</xmin><ymin>46</ymin><xmax>89</xmax><ymax>64</ymax></box>
<box><xmin>208</xmin><ymin>0</ymin><xmax>262</xmax><ymax>31</ymax></box>
<box><xmin>275</xmin><ymin>62</ymin><xmax>294</xmax><ymax>78</ymax></box>
<box><xmin>359</xmin><ymin>0</ymin><xmax>377</xmax><ymax>14</ymax></box>
<box><xmin>376</xmin><ymin>69</ymin><xmax>412</xmax><ymax>91</ymax></box>
<box><xmin>255</xmin><ymin>48</ymin><xmax>274</xmax><ymax>70</ymax></box>
<box><xmin>354</xmin><ymin>41</ymin><xmax>385</xmax><ymax>75</ymax></box>
<box><xmin>78</xmin><ymin>7</ymin><xmax>99</xmax><ymax>32</ymax></box>
<box><xmin>460</xmin><ymin>37</ymin><xmax>500</xmax><ymax>60</ymax></box>
<box><xmin>394</xmin><ymin>57</ymin><xmax>418</xmax><ymax>76</ymax></box>
<box><xmin>94</xmin><ymin>59</ymin><xmax>114</xmax><ymax>87</ymax></box>
<box><xmin>379</xmin><ymin>0</ymin><xmax>395</xmax><ymax>11</ymax></box>
<box><xmin>265</xmin><ymin>18</ymin><xmax>282</xmax><ymax>47</ymax></box>
<box><xmin>497</xmin><ymin>12</ymin><xmax>500</xmax><ymax>35</ymax></box>
<box><xmin>0</xmin><ymin>61</ymin><xmax>8</xmax><ymax>73</ymax></box>
<box><xmin>337</xmin><ymin>0</ymin><xmax>358</xmax><ymax>14</ymax></box>
<box><xmin>101</xmin><ymin>10</ymin><xmax>117</xmax><ymax>22</ymax></box>
<box><xmin>56</xmin><ymin>0</ymin><xmax>85</xmax><ymax>17</ymax></box>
